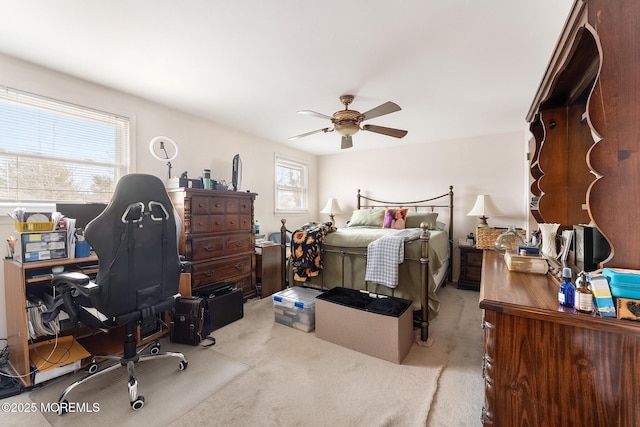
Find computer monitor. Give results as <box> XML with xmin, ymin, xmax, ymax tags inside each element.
<box><xmin>56</xmin><ymin>203</ymin><xmax>108</xmax><ymax>232</ymax></box>
<box><xmin>232</xmin><ymin>154</ymin><xmax>242</xmax><ymax>191</ymax></box>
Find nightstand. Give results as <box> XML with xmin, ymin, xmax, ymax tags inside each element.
<box><xmin>255</xmin><ymin>244</ymin><xmax>283</xmax><ymax>299</ymax></box>
<box><xmin>458</xmin><ymin>246</ymin><xmax>483</xmax><ymax>291</ymax></box>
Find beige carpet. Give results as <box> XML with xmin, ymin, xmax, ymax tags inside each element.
<box><xmin>4</xmin><ymin>284</ymin><xmax>483</xmax><ymax>427</ymax></box>
<box><xmin>27</xmin><ymin>342</ymin><xmax>248</xmax><ymax>427</ymax></box>
<box><xmin>172</xmin><ymin>284</ymin><xmax>484</xmax><ymax>427</ymax></box>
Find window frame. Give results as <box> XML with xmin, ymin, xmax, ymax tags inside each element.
<box><xmin>274</xmin><ymin>154</ymin><xmax>308</xmax><ymax>214</ymax></box>
<box><xmin>0</xmin><ymin>86</ymin><xmax>133</xmax><ymax>218</ymax></box>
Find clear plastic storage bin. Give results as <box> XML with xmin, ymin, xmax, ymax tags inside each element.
<box><xmin>272</xmin><ymin>287</ymin><xmax>323</xmax><ymax>332</ymax></box>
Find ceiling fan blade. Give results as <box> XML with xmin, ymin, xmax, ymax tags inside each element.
<box><xmin>298</xmin><ymin>110</ymin><xmax>333</xmax><ymax>120</ymax></box>
<box><xmin>341</xmin><ymin>135</ymin><xmax>353</xmax><ymax>149</ymax></box>
<box><xmin>362</xmin><ymin>124</ymin><xmax>408</xmax><ymax>139</ymax></box>
<box><xmin>288</xmin><ymin>127</ymin><xmax>332</xmax><ymax>140</ymax></box>
<box><xmin>361</xmin><ymin>101</ymin><xmax>401</xmax><ymax>120</ymax></box>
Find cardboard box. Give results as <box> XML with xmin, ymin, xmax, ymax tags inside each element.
<box><xmin>588</xmin><ymin>274</ymin><xmax>617</xmax><ymax>317</ymax></box>
<box><xmin>315</xmin><ymin>287</ymin><xmax>414</xmax><ymax>364</ymax></box>
<box><xmin>14</xmin><ymin>231</ymin><xmax>68</xmax><ymax>263</ymax></box>
<box><xmin>29</xmin><ymin>336</ymin><xmax>90</xmax><ymax>384</ymax></box>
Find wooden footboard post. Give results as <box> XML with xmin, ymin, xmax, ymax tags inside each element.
<box><xmin>280</xmin><ymin>219</ymin><xmax>288</xmax><ymax>289</ymax></box>
<box><xmin>419</xmin><ymin>223</ymin><xmax>431</xmax><ymax>342</ymax></box>
<box><xmin>447</xmin><ymin>185</ymin><xmax>454</xmax><ymax>284</ymax></box>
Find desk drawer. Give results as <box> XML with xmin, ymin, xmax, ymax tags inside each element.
<box><xmin>192</xmin><ymin>254</ymin><xmax>253</xmax><ymax>288</ymax></box>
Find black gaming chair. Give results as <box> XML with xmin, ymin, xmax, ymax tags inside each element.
<box><xmin>49</xmin><ymin>174</ymin><xmax>188</xmax><ymax>412</ymax></box>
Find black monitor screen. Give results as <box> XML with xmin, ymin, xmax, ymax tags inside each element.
<box><xmin>56</xmin><ymin>203</ymin><xmax>108</xmax><ymax>231</ymax></box>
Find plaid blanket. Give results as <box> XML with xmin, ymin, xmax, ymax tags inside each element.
<box><xmin>365</xmin><ymin>229</ymin><xmax>422</xmax><ymax>288</ymax></box>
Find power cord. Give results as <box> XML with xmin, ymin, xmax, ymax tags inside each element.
<box><xmin>0</xmin><ymin>339</ymin><xmax>25</xmax><ymax>398</ymax></box>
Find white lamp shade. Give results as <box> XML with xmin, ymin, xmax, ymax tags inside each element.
<box><xmin>467</xmin><ymin>195</ymin><xmax>502</xmax><ymax>217</ymax></box>
<box><xmin>321</xmin><ymin>198</ymin><xmax>342</xmax><ymax>215</ymax></box>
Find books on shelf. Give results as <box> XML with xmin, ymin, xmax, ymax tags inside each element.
<box><xmin>255</xmin><ymin>239</ymin><xmax>276</xmax><ymax>247</ymax></box>
<box><xmin>504</xmin><ymin>251</ymin><xmax>549</xmax><ymax>274</ymax></box>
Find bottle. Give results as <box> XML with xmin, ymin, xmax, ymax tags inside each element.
<box><xmin>575</xmin><ymin>271</ymin><xmax>593</xmax><ymax>313</ymax></box>
<box><xmin>254</xmin><ymin>219</ymin><xmax>260</xmax><ymax>235</ymax></box>
<box><xmin>559</xmin><ymin>267</ymin><xmax>575</xmax><ymax>308</ymax></box>
<box><xmin>202</xmin><ymin>169</ymin><xmax>212</xmax><ymax>189</ymax></box>
<box><xmin>494</xmin><ymin>225</ymin><xmax>526</xmax><ymax>254</ymax></box>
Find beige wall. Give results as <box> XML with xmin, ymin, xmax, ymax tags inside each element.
<box><xmin>0</xmin><ymin>52</ymin><xmax>530</xmax><ymax>343</ymax></box>
<box><xmin>316</xmin><ymin>131</ymin><xmax>530</xmax><ymax>284</ymax></box>
<box><xmin>0</xmin><ymin>53</ymin><xmax>318</xmax><ymax>340</ymax></box>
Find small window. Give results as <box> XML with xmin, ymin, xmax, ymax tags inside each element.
<box><xmin>0</xmin><ymin>86</ymin><xmax>131</xmax><ymax>211</ymax></box>
<box><xmin>275</xmin><ymin>155</ymin><xmax>308</xmax><ymax>212</ymax></box>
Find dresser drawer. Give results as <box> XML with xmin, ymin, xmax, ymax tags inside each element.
<box><xmin>464</xmin><ymin>265</ymin><xmax>482</xmax><ymax>282</ymax></box>
<box><xmin>191</xmin><ymin>254</ymin><xmax>253</xmax><ymax>288</ymax></box>
<box><xmin>191</xmin><ymin>235</ymin><xmax>226</xmax><ymax>260</ymax></box>
<box><xmin>466</xmin><ymin>250</ymin><xmax>484</xmax><ymax>267</ymax></box>
<box><xmin>191</xmin><ymin>233</ymin><xmax>251</xmax><ymax>261</ymax></box>
<box><xmin>191</xmin><ymin>196</ymin><xmax>228</xmax><ymax>215</ymax></box>
<box><xmin>225</xmin><ymin>232</ymin><xmax>252</xmax><ymax>255</ymax></box>
<box><xmin>189</xmin><ymin>214</ymin><xmax>252</xmax><ymax>233</ymax></box>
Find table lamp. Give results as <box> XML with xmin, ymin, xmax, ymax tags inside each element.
<box><xmin>467</xmin><ymin>194</ymin><xmax>501</xmax><ymax>228</ymax></box>
<box><xmin>321</xmin><ymin>198</ymin><xmax>342</xmax><ymax>224</ymax></box>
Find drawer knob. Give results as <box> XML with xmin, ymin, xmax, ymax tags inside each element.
<box><xmin>229</xmin><ymin>220</ymin><xmax>235</xmax><ymax>225</ymax></box>
<box><xmin>215</xmin><ymin>203</ymin><xmax>222</xmax><ymax>208</ymax></box>
<box><xmin>215</xmin><ymin>221</ymin><xmax>221</xmax><ymax>225</ymax></box>
<box><xmin>205</xmin><ymin>270</ymin><xmax>214</xmax><ymax>277</ymax></box>
<box><xmin>235</xmin><ymin>263</ymin><xmax>244</xmax><ymax>270</ymax></box>
<box><xmin>205</xmin><ymin>245</ymin><xmax>215</xmax><ymax>251</ymax></box>
<box><xmin>234</xmin><ymin>241</ymin><xmax>243</xmax><ymax>247</ymax></box>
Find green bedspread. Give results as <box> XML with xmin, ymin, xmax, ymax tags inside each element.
<box><xmin>298</xmin><ymin>227</ymin><xmax>450</xmax><ymax>319</ymax></box>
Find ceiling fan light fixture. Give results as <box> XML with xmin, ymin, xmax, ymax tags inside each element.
<box><xmin>334</xmin><ymin>121</ymin><xmax>360</xmax><ymax>137</ymax></box>
<box><xmin>289</xmin><ymin>94</ymin><xmax>406</xmax><ymax>148</ymax></box>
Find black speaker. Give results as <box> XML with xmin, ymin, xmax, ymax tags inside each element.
<box><xmin>194</xmin><ymin>284</ymin><xmax>244</xmax><ymax>336</ymax></box>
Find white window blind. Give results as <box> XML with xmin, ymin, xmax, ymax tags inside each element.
<box><xmin>275</xmin><ymin>155</ymin><xmax>308</xmax><ymax>212</ymax></box>
<box><xmin>0</xmin><ymin>86</ymin><xmax>130</xmax><ymax>205</ymax></box>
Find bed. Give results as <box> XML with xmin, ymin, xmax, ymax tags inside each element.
<box><xmin>279</xmin><ymin>186</ymin><xmax>454</xmax><ymax>343</ymax></box>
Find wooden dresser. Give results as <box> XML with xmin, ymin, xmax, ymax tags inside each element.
<box><xmin>527</xmin><ymin>0</ymin><xmax>640</xmax><ymax>270</ymax></box>
<box><xmin>479</xmin><ymin>250</ymin><xmax>640</xmax><ymax>426</ymax></box>
<box><xmin>168</xmin><ymin>188</ymin><xmax>257</xmax><ymax>299</ymax></box>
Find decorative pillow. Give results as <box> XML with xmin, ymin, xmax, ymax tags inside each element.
<box><xmin>383</xmin><ymin>208</ymin><xmax>408</xmax><ymax>229</ymax></box>
<box><xmin>346</xmin><ymin>209</ymin><xmax>385</xmax><ymax>228</ymax></box>
<box><xmin>405</xmin><ymin>212</ymin><xmax>439</xmax><ymax>230</ymax></box>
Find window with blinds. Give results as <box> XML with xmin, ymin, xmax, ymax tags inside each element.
<box><xmin>0</xmin><ymin>86</ymin><xmax>130</xmax><ymax>206</ymax></box>
<box><xmin>275</xmin><ymin>155</ymin><xmax>308</xmax><ymax>212</ymax></box>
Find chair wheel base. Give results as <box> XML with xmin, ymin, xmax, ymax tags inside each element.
<box><xmin>131</xmin><ymin>395</ymin><xmax>145</xmax><ymax>410</ymax></box>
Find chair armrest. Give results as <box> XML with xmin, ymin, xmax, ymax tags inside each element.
<box><xmin>52</xmin><ymin>272</ymin><xmax>100</xmax><ymax>297</ymax></box>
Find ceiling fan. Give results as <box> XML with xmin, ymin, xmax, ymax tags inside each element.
<box><xmin>288</xmin><ymin>95</ymin><xmax>408</xmax><ymax>149</ymax></box>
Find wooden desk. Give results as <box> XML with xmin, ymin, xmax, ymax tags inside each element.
<box><xmin>3</xmin><ymin>256</ymin><xmax>173</xmax><ymax>387</ymax></box>
<box><xmin>479</xmin><ymin>250</ymin><xmax>640</xmax><ymax>426</ymax></box>
<box><xmin>255</xmin><ymin>244</ymin><xmax>282</xmax><ymax>298</ymax></box>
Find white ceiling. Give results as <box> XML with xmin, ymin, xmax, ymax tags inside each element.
<box><xmin>0</xmin><ymin>0</ymin><xmax>574</xmax><ymax>156</ymax></box>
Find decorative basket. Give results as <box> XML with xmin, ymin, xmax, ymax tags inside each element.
<box><xmin>14</xmin><ymin>222</ymin><xmax>55</xmax><ymax>232</ymax></box>
<box><xmin>476</xmin><ymin>226</ymin><xmax>526</xmax><ymax>250</ymax></box>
